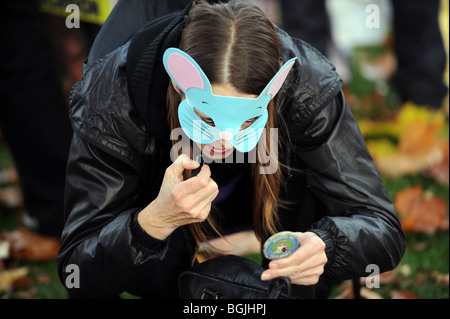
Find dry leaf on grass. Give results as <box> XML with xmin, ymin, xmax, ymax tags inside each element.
<box><xmin>378</xmin><ymin>269</ymin><xmax>397</xmax><ymax>284</ymax></box>
<box><xmin>372</xmin><ymin>147</ymin><xmax>443</xmax><ymax>178</ymax></box>
<box><xmin>13</xmin><ymin>287</ymin><xmax>38</xmax><ymax>299</ymax></box>
<box><xmin>360</xmin><ymin>269</ymin><xmax>398</xmax><ymax>286</ymax></box>
<box><xmin>394</xmin><ymin>186</ymin><xmax>449</xmax><ymax>234</ymax></box>
<box><xmin>390</xmin><ymin>290</ymin><xmax>420</xmax><ymax>299</ymax></box>
<box><xmin>0</xmin><ymin>267</ymin><xmax>28</xmax><ymax>293</ymax></box>
<box><xmin>0</xmin><ymin>186</ymin><xmax>23</xmax><ymax>208</ymax></box>
<box><xmin>431</xmin><ymin>271</ymin><xmax>449</xmax><ymax>286</ymax></box>
<box><xmin>1</xmin><ymin>227</ymin><xmax>59</xmax><ymax>261</ymax></box>
<box><xmin>425</xmin><ymin>140</ymin><xmax>449</xmax><ymax>186</ymax></box>
<box><xmin>0</xmin><ymin>241</ymin><xmax>9</xmax><ymax>259</ymax></box>
<box><xmin>0</xmin><ymin>165</ymin><xmax>19</xmax><ymax>185</ymax></box>
<box><xmin>361</xmin><ymin>103</ymin><xmax>448</xmax><ymax>178</ymax></box>
<box><xmin>359</xmin><ymin>52</ymin><xmax>397</xmax><ymax>81</ymax></box>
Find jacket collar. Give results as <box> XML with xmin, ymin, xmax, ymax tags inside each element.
<box><xmin>127</xmin><ymin>5</ymin><xmax>191</xmax><ymax>141</ymax></box>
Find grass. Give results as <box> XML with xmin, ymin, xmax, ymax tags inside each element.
<box><xmin>376</xmin><ymin>176</ymin><xmax>449</xmax><ymax>299</ymax></box>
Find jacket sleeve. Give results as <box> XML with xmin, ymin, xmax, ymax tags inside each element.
<box><xmin>58</xmin><ymin>133</ymin><xmax>195</xmax><ymax>298</ymax></box>
<box><xmin>57</xmin><ymin>43</ymin><xmax>196</xmax><ymax>298</ymax></box>
<box><xmin>291</xmin><ymin>91</ymin><xmax>406</xmax><ymax>280</ymax></box>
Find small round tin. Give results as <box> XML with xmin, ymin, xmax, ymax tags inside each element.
<box><xmin>263</xmin><ymin>231</ymin><xmax>301</xmax><ymax>260</ymax></box>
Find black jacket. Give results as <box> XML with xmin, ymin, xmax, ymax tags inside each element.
<box><xmin>58</xmin><ymin>6</ymin><xmax>406</xmax><ymax>299</ymax></box>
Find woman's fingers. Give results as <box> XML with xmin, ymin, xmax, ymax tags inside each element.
<box><xmin>174</xmin><ymin>179</ymin><xmax>218</xmax><ymax>217</ymax></box>
<box><xmin>261</xmin><ymin>232</ymin><xmax>327</xmax><ymax>286</ymax></box>
<box><xmin>179</xmin><ymin>164</ymin><xmax>212</xmax><ymax>193</ymax></box>
<box><xmin>190</xmin><ymin>187</ymin><xmax>219</xmax><ymax>221</ymax></box>
<box><xmin>140</xmin><ymin>155</ymin><xmax>217</xmax><ymax>240</ymax></box>
<box><xmin>167</xmin><ymin>154</ymin><xmax>201</xmax><ymax>183</ymax></box>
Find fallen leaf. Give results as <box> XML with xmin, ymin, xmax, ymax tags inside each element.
<box><xmin>0</xmin><ymin>267</ymin><xmax>28</xmax><ymax>292</ymax></box>
<box><xmin>411</xmin><ymin>241</ymin><xmax>430</xmax><ymax>252</ymax></box>
<box><xmin>361</xmin><ymin>103</ymin><xmax>448</xmax><ymax>177</ymax></box>
<box><xmin>360</xmin><ymin>269</ymin><xmax>398</xmax><ymax>285</ymax></box>
<box><xmin>12</xmin><ymin>272</ymin><xmax>32</xmax><ymax>288</ymax></box>
<box><xmin>394</xmin><ymin>186</ymin><xmax>449</xmax><ymax>234</ymax></box>
<box><xmin>370</xmin><ymin>146</ymin><xmax>443</xmax><ymax>177</ymax></box>
<box><xmin>359</xmin><ymin>51</ymin><xmax>397</xmax><ymax>81</ymax></box>
<box><xmin>390</xmin><ymin>290</ymin><xmax>420</xmax><ymax>299</ymax></box>
<box><xmin>425</xmin><ymin>140</ymin><xmax>449</xmax><ymax>186</ymax></box>
<box><xmin>398</xmin><ymin>264</ymin><xmax>412</xmax><ymax>277</ymax></box>
<box><xmin>359</xmin><ymin>103</ymin><xmax>447</xmax><ymax>139</ymax></box>
<box><xmin>396</xmin><ymin>103</ymin><xmax>447</xmax><ymax>140</ymax></box>
<box><xmin>37</xmin><ymin>274</ymin><xmax>52</xmax><ymax>284</ymax></box>
<box><xmin>357</xmin><ymin>120</ymin><xmax>399</xmax><ymax>138</ymax></box>
<box><xmin>414</xmin><ymin>273</ymin><xmax>427</xmax><ymax>286</ymax></box>
<box><xmin>0</xmin><ymin>186</ymin><xmax>23</xmax><ymax>208</ymax></box>
<box><xmin>360</xmin><ymin>287</ymin><xmax>384</xmax><ymax>299</ymax></box>
<box><xmin>0</xmin><ymin>165</ymin><xmax>19</xmax><ymax>185</ymax></box>
<box><xmin>379</xmin><ymin>269</ymin><xmax>397</xmax><ymax>284</ymax></box>
<box><xmin>0</xmin><ymin>241</ymin><xmax>10</xmax><ymax>259</ymax></box>
<box><xmin>13</xmin><ymin>287</ymin><xmax>38</xmax><ymax>299</ymax></box>
<box><xmin>365</xmin><ymin>139</ymin><xmax>397</xmax><ymax>157</ymax></box>
<box><xmin>1</xmin><ymin>227</ymin><xmax>59</xmax><ymax>261</ymax></box>
<box><xmin>333</xmin><ymin>283</ymin><xmax>355</xmax><ymax>299</ymax></box>
<box><xmin>398</xmin><ymin>118</ymin><xmax>443</xmax><ymax>156</ymax></box>
<box><xmin>431</xmin><ymin>271</ymin><xmax>449</xmax><ymax>286</ymax></box>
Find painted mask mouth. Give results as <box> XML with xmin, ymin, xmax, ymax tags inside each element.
<box><xmin>204</xmin><ymin>144</ymin><xmax>233</xmax><ymax>157</ymax></box>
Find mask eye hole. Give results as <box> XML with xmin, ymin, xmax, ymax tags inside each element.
<box><xmin>194</xmin><ymin>108</ymin><xmax>215</xmax><ymax>127</ymax></box>
<box><xmin>240</xmin><ymin>116</ymin><xmax>260</xmax><ymax>131</ymax></box>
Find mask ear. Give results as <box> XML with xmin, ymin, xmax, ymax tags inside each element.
<box><xmin>263</xmin><ymin>57</ymin><xmax>297</xmax><ymax>98</ymax></box>
<box><xmin>163</xmin><ymin>48</ymin><xmax>208</xmax><ymax>93</ymax></box>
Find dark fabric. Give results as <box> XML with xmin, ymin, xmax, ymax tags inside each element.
<box><xmin>280</xmin><ymin>0</ymin><xmax>330</xmax><ymax>56</ymax></box>
<box><xmin>179</xmin><ymin>255</ymin><xmax>295</xmax><ymax>299</ymax></box>
<box><xmin>87</xmin><ymin>0</ymin><xmax>191</xmax><ymax>65</ymax></box>
<box><xmin>0</xmin><ymin>0</ymin><xmax>73</xmax><ymax>236</ymax></box>
<box><xmin>280</xmin><ymin>0</ymin><xmax>448</xmax><ymax>109</ymax></box>
<box><xmin>391</xmin><ymin>0</ymin><xmax>448</xmax><ymax>108</ymax></box>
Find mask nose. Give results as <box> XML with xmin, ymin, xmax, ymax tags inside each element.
<box><xmin>218</xmin><ymin>131</ymin><xmax>234</xmax><ymax>141</ymax></box>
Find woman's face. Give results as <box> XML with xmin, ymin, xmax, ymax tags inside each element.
<box><xmin>189</xmin><ymin>83</ymin><xmax>258</xmax><ymax>160</ymax></box>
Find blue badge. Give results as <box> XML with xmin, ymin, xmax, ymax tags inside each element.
<box><xmin>263</xmin><ymin>231</ymin><xmax>301</xmax><ymax>260</ymax></box>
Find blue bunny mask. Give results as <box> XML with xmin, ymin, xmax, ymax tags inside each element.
<box><xmin>163</xmin><ymin>48</ymin><xmax>296</xmax><ymax>152</ymax></box>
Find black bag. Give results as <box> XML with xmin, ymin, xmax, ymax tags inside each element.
<box><xmin>178</xmin><ymin>255</ymin><xmax>294</xmax><ymax>299</ymax></box>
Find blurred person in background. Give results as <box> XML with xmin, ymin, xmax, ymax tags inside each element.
<box><xmin>0</xmin><ymin>0</ymin><xmax>73</xmax><ymax>260</ymax></box>
<box><xmin>280</xmin><ymin>0</ymin><xmax>448</xmax><ymax>109</ymax></box>
<box><xmin>391</xmin><ymin>0</ymin><xmax>448</xmax><ymax>109</ymax></box>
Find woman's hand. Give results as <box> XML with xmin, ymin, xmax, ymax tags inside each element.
<box><xmin>138</xmin><ymin>154</ymin><xmax>219</xmax><ymax>240</ymax></box>
<box><xmin>261</xmin><ymin>232</ymin><xmax>327</xmax><ymax>286</ymax></box>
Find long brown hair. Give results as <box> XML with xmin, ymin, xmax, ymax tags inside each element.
<box><xmin>167</xmin><ymin>0</ymin><xmax>285</xmax><ymax>245</ymax></box>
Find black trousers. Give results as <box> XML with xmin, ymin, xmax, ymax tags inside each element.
<box><xmin>281</xmin><ymin>0</ymin><xmax>448</xmax><ymax>109</ymax></box>
<box><xmin>0</xmin><ymin>0</ymin><xmax>73</xmax><ymax>236</ymax></box>
<box><xmin>280</xmin><ymin>0</ymin><xmax>330</xmax><ymax>56</ymax></box>
<box><xmin>391</xmin><ymin>0</ymin><xmax>448</xmax><ymax>109</ymax></box>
